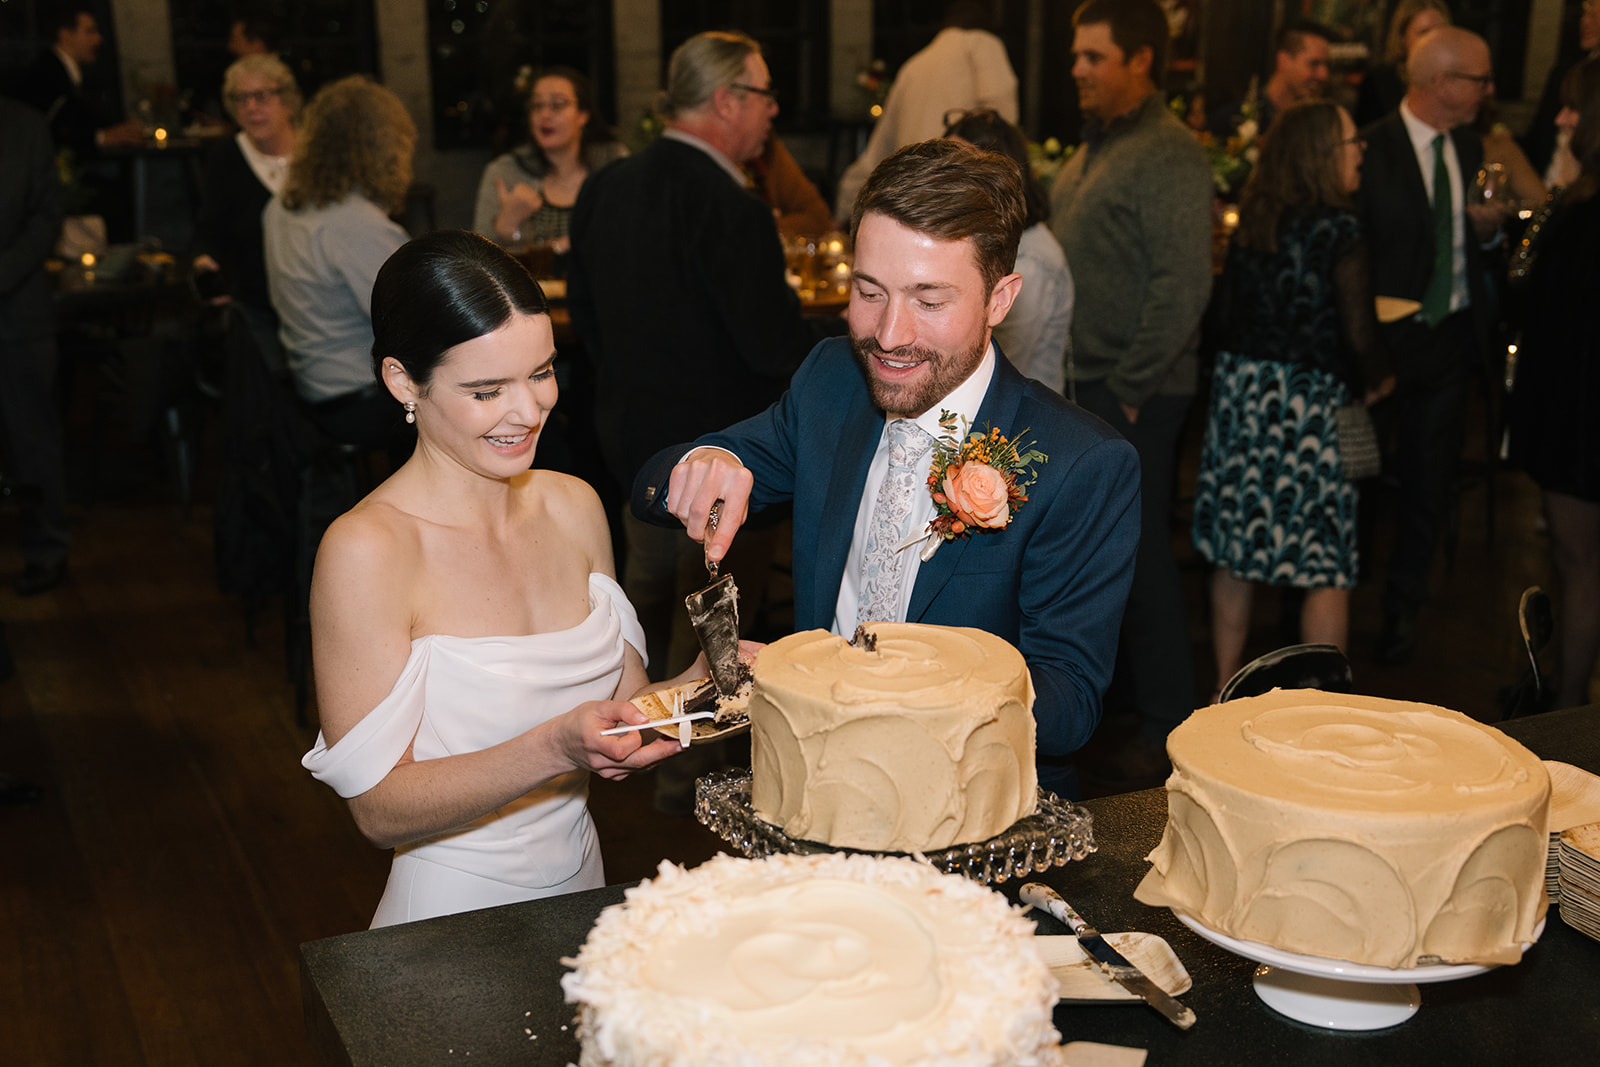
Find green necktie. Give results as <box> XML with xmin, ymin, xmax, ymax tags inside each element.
<box><xmin>1420</xmin><ymin>133</ymin><xmax>1454</xmax><ymax>326</ymax></box>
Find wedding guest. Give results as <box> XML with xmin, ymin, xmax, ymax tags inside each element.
<box><xmin>942</xmin><ymin>108</ymin><xmax>1074</xmax><ymax>395</ymax></box>
<box><xmin>1508</xmin><ymin>58</ymin><xmax>1600</xmax><ymax>709</ymax></box>
<box><xmin>0</xmin><ymin>98</ymin><xmax>70</xmax><ymax>596</ymax></box>
<box><xmin>473</xmin><ymin>67</ymin><xmax>626</xmax><ymax>261</ymax></box>
<box><xmin>1524</xmin><ymin>0</ymin><xmax>1600</xmax><ymax>180</ymax></box>
<box><xmin>13</xmin><ymin>5</ymin><xmax>142</xmax><ymax>158</ymax></box>
<box><xmin>1354</xmin><ymin>0</ymin><xmax>1451</xmax><ymax>128</ymax></box>
<box><xmin>192</xmin><ymin>54</ymin><xmax>302</xmax><ymax>359</ymax></box>
<box><xmin>1207</xmin><ymin>19</ymin><xmax>1333</xmax><ymax>140</ymax></box>
<box><xmin>264</xmin><ymin>76</ymin><xmax>416</xmax><ymax>451</ymax></box>
<box><xmin>301</xmin><ymin>230</ymin><xmax>723</xmax><ymax>927</ymax></box>
<box><xmin>833</xmin><ymin>1</ymin><xmax>1018</xmax><ymax>220</ymax></box>
<box><xmin>1193</xmin><ymin>102</ymin><xmax>1393</xmax><ymax>694</ymax></box>
<box><xmin>1050</xmin><ymin>0</ymin><xmax>1213</xmax><ymax>783</ymax></box>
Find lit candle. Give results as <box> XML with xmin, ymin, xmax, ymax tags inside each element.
<box><xmin>1222</xmin><ymin>207</ymin><xmax>1240</xmax><ymax>229</ymax></box>
<box><xmin>154</xmin><ymin>127</ymin><xmax>168</xmax><ymax>144</ymax></box>
<box><xmin>80</xmin><ymin>252</ymin><xmax>96</xmax><ymax>267</ymax></box>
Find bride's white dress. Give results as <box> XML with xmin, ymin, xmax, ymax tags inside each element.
<box><xmin>302</xmin><ymin>573</ymin><xmax>647</xmax><ymax>928</ymax></box>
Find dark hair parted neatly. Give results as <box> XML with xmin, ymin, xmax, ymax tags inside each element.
<box><xmin>942</xmin><ymin>108</ymin><xmax>1050</xmax><ymax>228</ymax></box>
<box><xmin>852</xmin><ymin>138</ymin><xmax>1025</xmax><ymax>295</ymax></box>
<box><xmin>1235</xmin><ymin>101</ymin><xmax>1351</xmax><ymax>253</ymax></box>
<box><xmin>1073</xmin><ymin>0</ymin><xmax>1170</xmax><ymax>82</ymax></box>
<box><xmin>1562</xmin><ymin>57</ymin><xmax>1600</xmax><ymax>203</ymax></box>
<box><xmin>371</xmin><ymin>231</ymin><xmax>549</xmax><ymax>388</ymax></box>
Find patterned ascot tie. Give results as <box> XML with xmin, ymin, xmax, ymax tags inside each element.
<box><xmin>1420</xmin><ymin>133</ymin><xmax>1454</xmax><ymax>327</ymax></box>
<box><xmin>856</xmin><ymin>419</ymin><xmax>934</xmax><ymax>627</ymax></box>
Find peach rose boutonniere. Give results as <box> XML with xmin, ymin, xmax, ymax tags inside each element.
<box><xmin>905</xmin><ymin>410</ymin><xmax>1048</xmax><ymax>561</ymax></box>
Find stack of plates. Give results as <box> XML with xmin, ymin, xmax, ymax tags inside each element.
<box><xmin>1544</xmin><ymin>761</ymin><xmax>1600</xmax><ymax>904</ymax></box>
<box><xmin>1557</xmin><ymin>822</ymin><xmax>1600</xmax><ymax>942</ymax></box>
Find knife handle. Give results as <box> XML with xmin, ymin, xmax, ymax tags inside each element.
<box><xmin>1020</xmin><ymin>882</ymin><xmax>1090</xmax><ymax>936</ymax></box>
<box><xmin>704</xmin><ymin>499</ymin><xmax>722</xmax><ymax>578</ymax></box>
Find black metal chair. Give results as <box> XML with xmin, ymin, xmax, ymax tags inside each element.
<box><xmin>1501</xmin><ymin>585</ymin><xmax>1554</xmax><ymax>720</ymax></box>
<box><xmin>1217</xmin><ymin>642</ymin><xmax>1355</xmax><ymax>703</ymax></box>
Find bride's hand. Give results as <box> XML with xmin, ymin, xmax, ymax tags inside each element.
<box><xmin>559</xmin><ymin>700</ymin><xmax>681</xmax><ymax>780</ymax></box>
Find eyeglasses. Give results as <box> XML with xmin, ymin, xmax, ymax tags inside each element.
<box><xmin>731</xmin><ymin>82</ymin><xmax>779</xmax><ymax>103</ymax></box>
<box><xmin>227</xmin><ymin>88</ymin><xmax>282</xmax><ymax>107</ymax></box>
<box><xmin>529</xmin><ymin>97</ymin><xmax>575</xmax><ymax>114</ymax></box>
<box><xmin>1339</xmin><ymin>135</ymin><xmax>1367</xmax><ymax>149</ymax></box>
<box><xmin>1445</xmin><ymin>71</ymin><xmax>1495</xmax><ymax>87</ymax></box>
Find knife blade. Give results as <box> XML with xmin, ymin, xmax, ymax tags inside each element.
<box><xmin>1020</xmin><ymin>882</ymin><xmax>1196</xmax><ymax>1030</ymax></box>
<box><xmin>685</xmin><ymin>499</ymin><xmax>742</xmax><ymax>696</ymax></box>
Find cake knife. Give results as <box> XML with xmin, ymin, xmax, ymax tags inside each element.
<box><xmin>1020</xmin><ymin>882</ymin><xmax>1196</xmax><ymax>1030</ymax></box>
<box><xmin>684</xmin><ymin>498</ymin><xmax>743</xmax><ymax>696</ymax></box>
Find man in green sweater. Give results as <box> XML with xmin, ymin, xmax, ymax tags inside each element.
<box><xmin>1049</xmin><ymin>0</ymin><xmax>1214</xmax><ymax>783</ymax></box>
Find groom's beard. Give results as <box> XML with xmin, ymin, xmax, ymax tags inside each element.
<box><xmin>850</xmin><ymin>332</ymin><xmax>987</xmax><ymax>419</ymax></box>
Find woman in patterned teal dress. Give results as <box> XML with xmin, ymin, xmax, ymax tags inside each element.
<box><xmin>1192</xmin><ymin>101</ymin><xmax>1393</xmax><ymax>693</ymax></box>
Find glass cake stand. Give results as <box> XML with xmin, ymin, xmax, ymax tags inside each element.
<box><xmin>693</xmin><ymin>769</ymin><xmax>1096</xmax><ymax>885</ymax></box>
<box><xmin>1175</xmin><ymin>912</ymin><xmax>1545</xmax><ymax>1031</ymax></box>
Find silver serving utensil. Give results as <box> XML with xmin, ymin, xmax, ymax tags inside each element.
<box><xmin>1021</xmin><ymin>882</ymin><xmax>1197</xmax><ymax>1030</ymax></box>
<box><xmin>685</xmin><ymin>499</ymin><xmax>742</xmax><ymax>696</ymax></box>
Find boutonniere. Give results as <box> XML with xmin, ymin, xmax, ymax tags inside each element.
<box><xmin>898</xmin><ymin>410</ymin><xmax>1048</xmax><ymax>562</ymax></box>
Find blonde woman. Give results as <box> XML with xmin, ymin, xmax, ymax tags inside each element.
<box><xmin>192</xmin><ymin>53</ymin><xmax>301</xmax><ymax>355</ymax></box>
<box><xmin>1354</xmin><ymin>0</ymin><xmax>1451</xmax><ymax>126</ymax></box>
<box><xmin>263</xmin><ymin>76</ymin><xmax>417</xmax><ymax>449</ymax></box>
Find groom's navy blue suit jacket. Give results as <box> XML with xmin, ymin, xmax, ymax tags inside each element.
<box><xmin>634</xmin><ymin>338</ymin><xmax>1141</xmax><ymax>770</ymax></box>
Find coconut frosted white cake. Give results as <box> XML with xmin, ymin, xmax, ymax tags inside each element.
<box><xmin>749</xmin><ymin>624</ymin><xmax>1037</xmax><ymax>852</ymax></box>
<box><xmin>561</xmin><ymin>853</ymin><xmax>1063</xmax><ymax>1067</ymax></box>
<box><xmin>1135</xmin><ymin>690</ymin><xmax>1550</xmax><ymax>968</ymax></box>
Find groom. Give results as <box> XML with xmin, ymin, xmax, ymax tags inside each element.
<box><xmin>633</xmin><ymin>139</ymin><xmax>1140</xmax><ymax>795</ymax></box>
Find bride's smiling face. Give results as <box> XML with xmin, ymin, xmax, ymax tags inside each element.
<box><xmin>401</xmin><ymin>312</ymin><xmax>559</xmax><ymax>476</ymax></box>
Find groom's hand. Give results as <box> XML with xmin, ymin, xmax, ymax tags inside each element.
<box><xmin>668</xmin><ymin>447</ymin><xmax>753</xmax><ymax>564</ymax></box>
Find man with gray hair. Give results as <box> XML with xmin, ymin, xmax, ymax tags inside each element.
<box><xmin>569</xmin><ymin>31</ymin><xmax>841</xmax><ymax>809</ymax></box>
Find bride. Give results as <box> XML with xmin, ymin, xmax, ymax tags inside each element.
<box><xmin>302</xmin><ymin>230</ymin><xmax>709</xmax><ymax>927</ymax></box>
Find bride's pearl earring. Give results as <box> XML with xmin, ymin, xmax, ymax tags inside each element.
<box><xmin>404</xmin><ymin>401</ymin><xmax>416</xmax><ymax>425</ymax></box>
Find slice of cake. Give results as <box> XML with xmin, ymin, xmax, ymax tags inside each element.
<box><xmin>1135</xmin><ymin>689</ymin><xmax>1550</xmax><ymax>968</ymax></box>
<box><xmin>561</xmin><ymin>853</ymin><xmax>1064</xmax><ymax>1067</ymax></box>
<box><xmin>749</xmin><ymin>624</ymin><xmax>1038</xmax><ymax>852</ymax></box>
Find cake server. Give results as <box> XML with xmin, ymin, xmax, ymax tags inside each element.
<box><xmin>1020</xmin><ymin>882</ymin><xmax>1197</xmax><ymax>1030</ymax></box>
<box><xmin>685</xmin><ymin>498</ymin><xmax>743</xmax><ymax>696</ymax></box>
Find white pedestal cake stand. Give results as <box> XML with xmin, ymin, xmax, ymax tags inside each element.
<box><xmin>1175</xmin><ymin>912</ymin><xmax>1545</xmax><ymax>1031</ymax></box>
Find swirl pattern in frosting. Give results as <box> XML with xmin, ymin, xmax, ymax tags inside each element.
<box><xmin>562</xmin><ymin>854</ymin><xmax>1064</xmax><ymax>1067</ymax></box>
<box><xmin>1135</xmin><ymin>690</ymin><xmax>1549</xmax><ymax>968</ymax></box>
<box><xmin>748</xmin><ymin>625</ymin><xmax>1037</xmax><ymax>852</ymax></box>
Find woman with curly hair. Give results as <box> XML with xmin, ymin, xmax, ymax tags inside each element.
<box><xmin>472</xmin><ymin>67</ymin><xmax>625</xmax><ymax>261</ymax></box>
<box><xmin>264</xmin><ymin>75</ymin><xmax>417</xmax><ymax>449</ymax></box>
<box><xmin>1192</xmin><ymin>101</ymin><xmax>1393</xmax><ymax>694</ymax></box>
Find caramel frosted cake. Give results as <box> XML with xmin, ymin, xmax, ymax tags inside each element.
<box><xmin>749</xmin><ymin>624</ymin><xmax>1037</xmax><ymax>852</ymax></box>
<box><xmin>1135</xmin><ymin>690</ymin><xmax>1550</xmax><ymax>968</ymax></box>
<box><xmin>561</xmin><ymin>853</ymin><xmax>1063</xmax><ymax>1067</ymax></box>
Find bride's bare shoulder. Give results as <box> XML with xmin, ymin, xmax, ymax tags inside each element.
<box><xmin>316</xmin><ymin>492</ymin><xmax>425</xmax><ymax>581</ymax></box>
<box><xmin>517</xmin><ymin>470</ymin><xmax>614</xmax><ymax>564</ymax></box>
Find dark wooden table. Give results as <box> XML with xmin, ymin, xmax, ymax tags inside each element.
<box><xmin>300</xmin><ymin>707</ymin><xmax>1600</xmax><ymax>1065</ymax></box>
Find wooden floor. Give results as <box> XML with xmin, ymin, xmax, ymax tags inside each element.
<box><xmin>0</xmin><ymin>378</ymin><xmax>1571</xmax><ymax>1065</ymax></box>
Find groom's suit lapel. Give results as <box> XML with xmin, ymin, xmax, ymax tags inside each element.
<box><xmin>906</xmin><ymin>353</ymin><xmax>1025</xmax><ymax>622</ymax></box>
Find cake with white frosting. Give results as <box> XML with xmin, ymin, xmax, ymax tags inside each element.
<box><xmin>1135</xmin><ymin>690</ymin><xmax>1550</xmax><ymax>968</ymax></box>
<box><xmin>749</xmin><ymin>624</ymin><xmax>1037</xmax><ymax>852</ymax></box>
<box><xmin>561</xmin><ymin>853</ymin><xmax>1063</xmax><ymax>1067</ymax></box>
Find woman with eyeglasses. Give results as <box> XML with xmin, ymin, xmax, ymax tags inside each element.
<box><xmin>473</xmin><ymin>68</ymin><xmax>626</xmax><ymax>263</ymax></box>
<box><xmin>192</xmin><ymin>54</ymin><xmax>302</xmax><ymax>355</ymax></box>
<box><xmin>1508</xmin><ymin>58</ymin><xmax>1600</xmax><ymax>708</ymax></box>
<box><xmin>942</xmin><ymin>108</ymin><xmax>1074</xmax><ymax>395</ymax></box>
<box><xmin>1192</xmin><ymin>101</ymin><xmax>1393</xmax><ymax>696</ymax></box>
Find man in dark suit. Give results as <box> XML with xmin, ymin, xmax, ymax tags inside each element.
<box><xmin>1356</xmin><ymin>26</ymin><xmax>1502</xmax><ymax>663</ymax></box>
<box><xmin>569</xmin><ymin>30</ymin><xmax>842</xmax><ymax>682</ymax></box>
<box><xmin>634</xmin><ymin>139</ymin><xmax>1142</xmax><ymax>797</ymax></box>
<box><xmin>14</xmin><ymin>6</ymin><xmax>140</xmax><ymax>159</ymax></box>
<box><xmin>0</xmin><ymin>98</ymin><xmax>71</xmax><ymax>595</ymax></box>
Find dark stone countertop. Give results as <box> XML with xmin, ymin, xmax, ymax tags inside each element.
<box><xmin>301</xmin><ymin>706</ymin><xmax>1600</xmax><ymax>1065</ymax></box>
